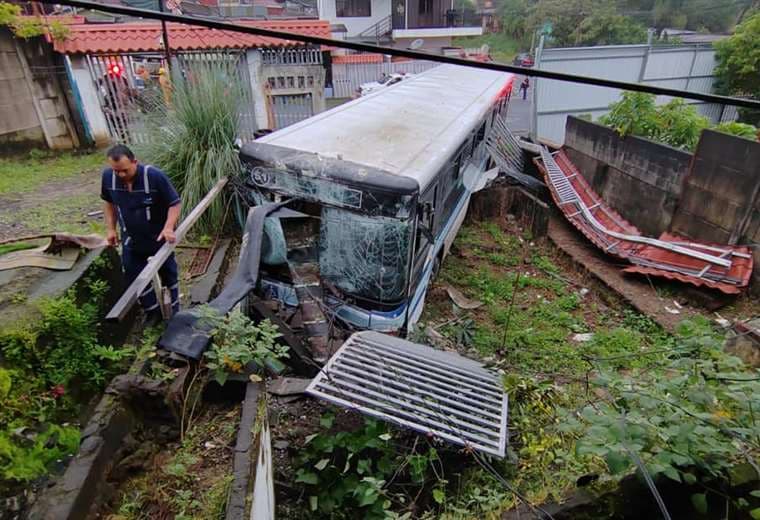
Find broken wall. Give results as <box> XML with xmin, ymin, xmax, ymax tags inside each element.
<box><xmin>670</xmin><ymin>130</ymin><xmax>760</xmax><ymax>289</ymax></box>
<box><xmin>0</xmin><ymin>28</ymin><xmax>79</xmax><ymax>149</ymax></box>
<box><xmin>563</xmin><ymin>116</ymin><xmax>691</xmax><ymax>236</ymax></box>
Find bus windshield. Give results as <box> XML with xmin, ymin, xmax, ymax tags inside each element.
<box><xmin>319</xmin><ymin>207</ymin><xmax>411</xmax><ymax>303</ymax></box>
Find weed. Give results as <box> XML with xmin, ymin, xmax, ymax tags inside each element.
<box><xmin>452</xmin><ymin>33</ymin><xmax>521</xmax><ymax>63</ymax></box>
<box><xmin>295</xmin><ymin>412</ymin><xmax>442</xmax><ymax>518</ymax></box>
<box><xmin>0</xmin><ymin>424</ymin><xmax>80</xmax><ymax>482</ymax></box>
<box><xmin>199</xmin><ymin>307</ymin><xmax>288</xmax><ymax>385</ymax></box>
<box><xmin>114</xmin><ymin>405</ymin><xmax>239</xmax><ymax>519</ymax></box>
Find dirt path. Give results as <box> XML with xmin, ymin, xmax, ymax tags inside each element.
<box><xmin>548</xmin><ymin>214</ymin><xmax>701</xmax><ymax>331</ymax></box>
<box><xmin>0</xmin><ymin>171</ymin><xmax>102</xmax><ymax>242</ymax></box>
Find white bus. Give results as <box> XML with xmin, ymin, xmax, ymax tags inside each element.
<box><xmin>240</xmin><ymin>64</ymin><xmax>515</xmax><ymax>333</ymax></box>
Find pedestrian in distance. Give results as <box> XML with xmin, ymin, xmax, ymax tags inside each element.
<box><xmin>101</xmin><ymin>144</ymin><xmax>182</xmax><ymax>327</ymax></box>
<box><xmin>520</xmin><ymin>77</ymin><xmax>530</xmax><ymax>100</ymax></box>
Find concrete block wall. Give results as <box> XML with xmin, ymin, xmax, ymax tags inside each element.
<box><xmin>562</xmin><ymin>117</ymin><xmax>760</xmax><ymax>290</ymax></box>
<box><xmin>0</xmin><ymin>28</ymin><xmax>78</xmax><ymax>149</ymax></box>
<box><xmin>563</xmin><ymin>116</ymin><xmax>692</xmax><ymax>236</ymax></box>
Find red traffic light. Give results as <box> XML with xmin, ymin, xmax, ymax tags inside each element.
<box><xmin>107</xmin><ymin>63</ymin><xmax>123</xmax><ymax>77</ymax></box>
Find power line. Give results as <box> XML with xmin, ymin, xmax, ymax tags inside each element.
<box><xmin>42</xmin><ymin>0</ymin><xmax>760</xmax><ymax>110</ymax></box>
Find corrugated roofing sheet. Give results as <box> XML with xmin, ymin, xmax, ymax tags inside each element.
<box><xmin>51</xmin><ymin>19</ymin><xmax>331</xmax><ymax>54</ymax></box>
<box><xmin>536</xmin><ymin>149</ymin><xmax>752</xmax><ymax>294</ymax></box>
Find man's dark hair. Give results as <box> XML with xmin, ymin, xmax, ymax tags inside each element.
<box><xmin>107</xmin><ymin>144</ymin><xmax>135</xmax><ymax>161</ymax></box>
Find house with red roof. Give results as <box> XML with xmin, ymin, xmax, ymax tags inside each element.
<box><xmin>52</xmin><ymin>19</ymin><xmax>330</xmax><ymax>144</ymax></box>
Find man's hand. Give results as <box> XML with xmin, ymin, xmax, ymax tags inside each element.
<box><xmin>106</xmin><ymin>229</ymin><xmax>119</xmax><ymax>247</ymax></box>
<box><xmin>158</xmin><ymin>228</ymin><xmax>176</xmax><ymax>243</ymax></box>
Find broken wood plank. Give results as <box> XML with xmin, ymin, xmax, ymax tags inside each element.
<box><xmin>105</xmin><ymin>177</ymin><xmax>228</xmax><ymax>321</ymax></box>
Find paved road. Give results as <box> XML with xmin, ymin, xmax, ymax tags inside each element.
<box><xmin>506</xmin><ymin>75</ymin><xmax>532</xmax><ymax>136</ymax></box>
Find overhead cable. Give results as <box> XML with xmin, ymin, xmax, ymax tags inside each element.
<box><xmin>44</xmin><ymin>0</ymin><xmax>760</xmax><ymax>110</ymax></box>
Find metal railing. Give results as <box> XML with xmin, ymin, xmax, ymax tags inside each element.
<box><xmin>357</xmin><ymin>15</ymin><xmax>392</xmax><ymax>43</ymax></box>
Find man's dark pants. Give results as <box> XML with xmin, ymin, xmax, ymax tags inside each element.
<box><xmin>122</xmin><ymin>245</ymin><xmax>180</xmax><ymax>315</ymax></box>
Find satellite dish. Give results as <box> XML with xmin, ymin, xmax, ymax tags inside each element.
<box><xmin>409</xmin><ymin>38</ymin><xmax>425</xmax><ymax>50</ymax></box>
<box><xmin>480</xmin><ymin>44</ymin><xmax>490</xmax><ymax>55</ymax></box>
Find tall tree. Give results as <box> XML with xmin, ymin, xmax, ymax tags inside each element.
<box><xmin>524</xmin><ymin>0</ymin><xmax>647</xmax><ymax>47</ymax></box>
<box><xmin>714</xmin><ymin>11</ymin><xmax>760</xmax><ymax>124</ymax></box>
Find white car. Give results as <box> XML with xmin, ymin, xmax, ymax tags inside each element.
<box><xmin>357</xmin><ymin>73</ymin><xmax>411</xmax><ymax>96</ymax></box>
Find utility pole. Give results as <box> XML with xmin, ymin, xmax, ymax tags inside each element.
<box><xmin>158</xmin><ymin>0</ymin><xmax>171</xmax><ymax>66</ymax></box>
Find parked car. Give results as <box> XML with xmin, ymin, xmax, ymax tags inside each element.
<box><xmin>357</xmin><ymin>73</ymin><xmax>411</xmax><ymax>97</ymax></box>
<box><xmin>513</xmin><ymin>53</ymin><xmax>535</xmax><ymax>67</ymax></box>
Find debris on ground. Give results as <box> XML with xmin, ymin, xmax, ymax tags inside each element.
<box><xmin>445</xmin><ymin>284</ymin><xmax>484</xmax><ymax>309</ymax></box>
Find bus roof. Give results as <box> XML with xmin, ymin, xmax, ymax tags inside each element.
<box><xmin>256</xmin><ymin>64</ymin><xmax>515</xmax><ymax>192</ymax></box>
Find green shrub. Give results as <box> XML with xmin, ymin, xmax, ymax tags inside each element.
<box><xmin>1</xmin><ymin>292</ymin><xmax>110</xmax><ymax>389</ymax></box>
<box><xmin>200</xmin><ymin>308</ymin><xmax>288</xmax><ymax>386</ymax></box>
<box><xmin>0</xmin><ymin>424</ymin><xmax>79</xmax><ymax>482</ymax></box>
<box><xmin>296</xmin><ymin>414</ymin><xmax>443</xmax><ymax>518</ymax></box>
<box><xmin>140</xmin><ymin>64</ymin><xmax>245</xmax><ymax>235</ymax></box>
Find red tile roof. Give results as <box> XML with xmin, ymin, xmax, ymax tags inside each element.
<box><xmin>51</xmin><ymin>19</ymin><xmax>330</xmax><ymax>54</ymax></box>
<box><xmin>332</xmin><ymin>53</ymin><xmax>383</xmax><ymax>64</ymax></box>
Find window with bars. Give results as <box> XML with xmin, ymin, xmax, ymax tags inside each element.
<box><xmin>336</xmin><ymin>0</ymin><xmax>371</xmax><ymax>17</ymax></box>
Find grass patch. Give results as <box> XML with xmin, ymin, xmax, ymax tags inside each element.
<box><xmin>0</xmin><ymin>151</ymin><xmax>103</xmax><ymax>195</ymax></box>
<box><xmin>452</xmin><ymin>33</ymin><xmax>523</xmax><ymax>63</ymax></box>
<box><xmin>0</xmin><ymin>243</ymin><xmax>37</xmax><ymax>256</ymax></box>
<box><xmin>0</xmin><ymin>193</ymin><xmax>103</xmax><ymax>235</ymax></box>
<box><xmin>113</xmin><ymin>405</ymin><xmax>239</xmax><ymax>519</ymax></box>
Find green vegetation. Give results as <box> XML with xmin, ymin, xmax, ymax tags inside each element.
<box><xmin>0</xmin><ymin>243</ymin><xmax>37</xmax><ymax>256</ymax></box>
<box><xmin>599</xmin><ymin>92</ymin><xmax>758</xmax><ymax>151</ymax></box>
<box><xmin>140</xmin><ymin>64</ymin><xmax>245</xmax><ymax>235</ymax></box>
<box><xmin>200</xmin><ymin>308</ymin><xmax>288</xmax><ymax>386</ymax></box>
<box><xmin>714</xmin><ymin>121</ymin><xmax>759</xmax><ymax>140</ymax></box>
<box><xmin>0</xmin><ymin>2</ymin><xmax>70</xmax><ymax>40</ymax></box>
<box><xmin>0</xmin><ymin>267</ymin><xmax>131</xmax><ymax>491</ymax></box>
<box><xmin>414</xmin><ymin>222</ymin><xmax>760</xmax><ymax>517</ymax></box>
<box><xmin>114</xmin><ymin>405</ymin><xmax>238</xmax><ymax>519</ymax></box>
<box><xmin>565</xmin><ymin>318</ymin><xmax>760</xmax><ymax>516</ymax></box>
<box><xmin>0</xmin><ymin>150</ymin><xmax>102</xmax><ymax>195</ymax></box>
<box><xmin>488</xmin><ymin>0</ymin><xmax>751</xmax><ymax>57</ymax></box>
<box><xmin>715</xmin><ymin>12</ymin><xmax>760</xmax><ymax>125</ymax></box>
<box><xmin>296</xmin><ymin>413</ymin><xmax>444</xmax><ymax>518</ymax></box>
<box><xmin>0</xmin><ymin>192</ymin><xmax>105</xmax><ymax>236</ymax></box>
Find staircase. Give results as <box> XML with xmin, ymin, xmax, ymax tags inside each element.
<box><xmin>356</xmin><ymin>16</ymin><xmax>392</xmax><ymax>44</ymax></box>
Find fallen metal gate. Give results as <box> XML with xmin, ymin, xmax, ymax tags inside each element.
<box><xmin>271</xmin><ymin>94</ymin><xmax>313</xmax><ymax>129</ymax></box>
<box><xmin>306</xmin><ymin>331</ymin><xmax>509</xmax><ymax>457</ymax></box>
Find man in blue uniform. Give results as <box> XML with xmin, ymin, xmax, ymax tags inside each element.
<box><xmin>101</xmin><ymin>144</ymin><xmax>182</xmax><ymax>325</ymax></box>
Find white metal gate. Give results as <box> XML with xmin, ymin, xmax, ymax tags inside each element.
<box><xmin>271</xmin><ymin>94</ymin><xmax>313</xmax><ymax>129</ymax></box>
<box><xmin>86</xmin><ymin>50</ymin><xmax>258</xmax><ymax>144</ymax></box>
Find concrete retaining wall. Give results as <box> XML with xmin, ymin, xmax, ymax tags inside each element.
<box><xmin>562</xmin><ymin>117</ymin><xmax>760</xmax><ymax>290</ymax></box>
<box><xmin>563</xmin><ymin>116</ymin><xmax>692</xmax><ymax>236</ymax></box>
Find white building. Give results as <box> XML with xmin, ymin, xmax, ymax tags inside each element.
<box><xmin>317</xmin><ymin>0</ymin><xmax>482</xmax><ymax>52</ymax></box>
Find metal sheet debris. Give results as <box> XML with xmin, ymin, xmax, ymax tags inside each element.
<box><xmin>305</xmin><ymin>331</ymin><xmax>509</xmax><ymax>458</ymax></box>
<box><xmin>536</xmin><ymin>147</ymin><xmax>752</xmax><ymax>294</ymax></box>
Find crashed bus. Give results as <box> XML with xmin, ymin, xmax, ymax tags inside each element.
<box><xmin>239</xmin><ymin>64</ymin><xmax>515</xmax><ymax>335</ymax></box>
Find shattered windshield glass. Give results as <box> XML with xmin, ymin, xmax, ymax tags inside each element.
<box><xmin>319</xmin><ymin>207</ymin><xmax>410</xmax><ymax>303</ymax></box>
